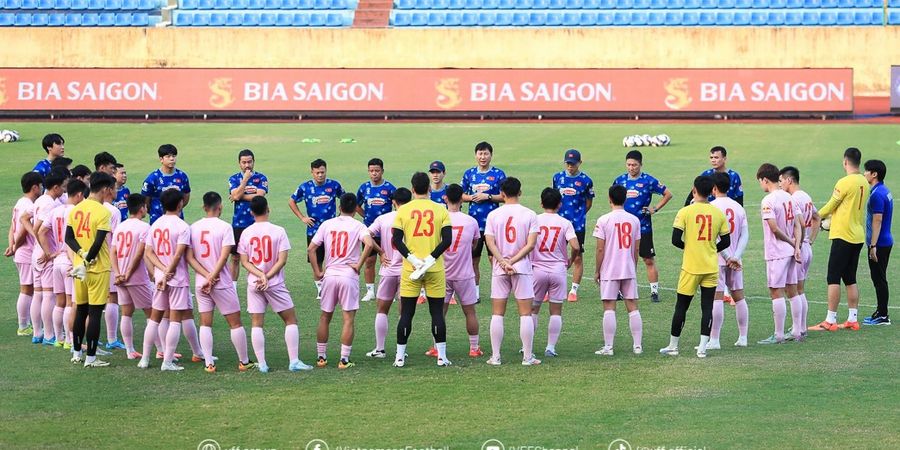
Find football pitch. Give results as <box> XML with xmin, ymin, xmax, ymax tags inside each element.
<box><xmin>0</xmin><ymin>121</ymin><xmax>897</xmax><ymax>450</ymax></box>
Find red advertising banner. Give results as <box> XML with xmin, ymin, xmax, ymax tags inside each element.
<box><xmin>0</xmin><ymin>68</ymin><xmax>853</xmax><ymax>113</ymax></box>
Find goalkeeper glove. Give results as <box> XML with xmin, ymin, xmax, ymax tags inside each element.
<box><xmin>410</xmin><ymin>255</ymin><xmax>436</xmax><ymax>281</ymax></box>
<box><xmin>406</xmin><ymin>254</ymin><xmax>425</xmax><ymax>270</ymax></box>
<box><xmin>69</xmin><ymin>262</ymin><xmax>86</xmax><ymax>281</ymax></box>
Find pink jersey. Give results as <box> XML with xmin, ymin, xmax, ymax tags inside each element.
<box><xmin>792</xmin><ymin>190</ymin><xmax>817</xmax><ymax>244</ymax></box>
<box><xmin>484</xmin><ymin>204</ymin><xmax>539</xmax><ymax>276</ymax></box>
<box><xmin>711</xmin><ymin>196</ymin><xmax>747</xmax><ymax>266</ymax></box>
<box><xmin>312</xmin><ymin>215</ymin><xmax>369</xmax><ymax>278</ymax></box>
<box><xmin>104</xmin><ymin>202</ymin><xmax>121</xmax><ymax>245</ymax></box>
<box><xmin>146</xmin><ymin>214</ymin><xmax>192</xmax><ymax>287</ymax></box>
<box><xmin>531</xmin><ymin>213</ymin><xmax>577</xmax><ymax>273</ymax></box>
<box><xmin>368</xmin><ymin>212</ymin><xmax>403</xmax><ymax>277</ymax></box>
<box><xmin>113</xmin><ymin>218</ymin><xmax>151</xmax><ymax>286</ymax></box>
<box><xmin>43</xmin><ymin>203</ymin><xmax>73</xmax><ymax>266</ymax></box>
<box><xmin>189</xmin><ymin>217</ymin><xmax>235</xmax><ymax>289</ymax></box>
<box><xmin>238</xmin><ymin>221</ymin><xmax>291</xmax><ymax>287</ymax></box>
<box><xmin>760</xmin><ymin>189</ymin><xmax>801</xmax><ymax>260</ymax></box>
<box><xmin>592</xmin><ymin>209</ymin><xmax>641</xmax><ymax>281</ymax></box>
<box><xmin>31</xmin><ymin>194</ymin><xmax>62</xmax><ymax>263</ymax></box>
<box><xmin>11</xmin><ymin>197</ymin><xmax>35</xmax><ymax>264</ymax></box>
<box><xmin>444</xmin><ymin>211</ymin><xmax>480</xmax><ymax>281</ymax></box>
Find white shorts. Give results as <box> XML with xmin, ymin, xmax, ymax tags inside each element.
<box><xmin>766</xmin><ymin>257</ymin><xmax>797</xmax><ymax>289</ymax></box>
<box><xmin>16</xmin><ymin>262</ymin><xmax>33</xmax><ymax>285</ymax></box>
<box><xmin>600</xmin><ymin>278</ymin><xmax>638</xmax><ymax>301</ymax></box>
<box><xmin>53</xmin><ymin>264</ymin><xmax>74</xmax><ymax>295</ymax></box>
<box><xmin>797</xmin><ymin>242</ymin><xmax>813</xmax><ymax>281</ymax></box>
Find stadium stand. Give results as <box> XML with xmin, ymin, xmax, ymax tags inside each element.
<box><xmin>0</xmin><ymin>0</ymin><xmax>163</xmax><ymax>25</ymax></box>
<box><xmin>169</xmin><ymin>0</ymin><xmax>358</xmax><ymax>26</ymax></box>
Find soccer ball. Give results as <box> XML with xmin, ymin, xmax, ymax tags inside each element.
<box><xmin>657</xmin><ymin>134</ymin><xmax>671</xmax><ymax>146</ymax></box>
<box><xmin>649</xmin><ymin>136</ymin><xmax>661</xmax><ymax>147</ymax></box>
<box><xmin>623</xmin><ymin>136</ymin><xmax>634</xmax><ymax>147</ymax></box>
<box><xmin>821</xmin><ymin>217</ymin><xmax>831</xmax><ymax>231</ymax></box>
<box><xmin>633</xmin><ymin>135</ymin><xmax>644</xmax><ymax>147</ymax></box>
<box><xmin>641</xmin><ymin>134</ymin><xmax>652</xmax><ymax>146</ymax></box>
<box><xmin>0</xmin><ymin>130</ymin><xmax>19</xmax><ymax>143</ymax></box>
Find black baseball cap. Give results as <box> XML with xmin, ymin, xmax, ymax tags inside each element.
<box><xmin>429</xmin><ymin>161</ymin><xmax>446</xmax><ymax>172</ymax></box>
<box><xmin>564</xmin><ymin>149</ymin><xmax>581</xmax><ymax>164</ymax></box>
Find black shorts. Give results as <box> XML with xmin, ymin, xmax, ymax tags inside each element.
<box><xmin>827</xmin><ymin>239</ymin><xmax>863</xmax><ymax>285</ymax></box>
<box><xmin>472</xmin><ymin>234</ymin><xmax>493</xmax><ymax>258</ymax></box>
<box><xmin>307</xmin><ymin>235</ymin><xmax>325</xmax><ymax>266</ymax></box>
<box><xmin>639</xmin><ymin>231</ymin><xmax>655</xmax><ymax>259</ymax></box>
<box><xmin>231</xmin><ymin>227</ymin><xmax>246</xmax><ymax>255</ymax></box>
<box><xmin>575</xmin><ymin>230</ymin><xmax>586</xmax><ymax>254</ymax></box>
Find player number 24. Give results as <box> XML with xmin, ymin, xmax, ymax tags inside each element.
<box><xmin>72</xmin><ymin>211</ymin><xmax>92</xmax><ymax>239</ymax></box>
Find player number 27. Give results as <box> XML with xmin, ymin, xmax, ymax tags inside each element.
<box><xmin>411</xmin><ymin>210</ymin><xmax>434</xmax><ymax>237</ymax></box>
<box><xmin>695</xmin><ymin>214</ymin><xmax>713</xmax><ymax>241</ymax></box>
<box><xmin>538</xmin><ymin>226</ymin><xmax>561</xmax><ymax>252</ymax></box>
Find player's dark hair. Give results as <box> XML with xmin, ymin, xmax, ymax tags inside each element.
<box><xmin>367</xmin><ymin>158</ymin><xmax>384</xmax><ymax>169</ymax></box>
<box><xmin>694</xmin><ymin>176</ymin><xmax>715</xmax><ymax>198</ymax></box>
<box><xmin>71</xmin><ymin>165</ymin><xmax>91</xmax><ymax>179</ymax></box>
<box><xmin>93</xmin><ymin>151</ymin><xmax>117</xmax><ymax>170</ymax></box>
<box><xmin>712</xmin><ymin>172</ymin><xmax>731</xmax><ymax>194</ymax></box>
<box><xmin>160</xmin><ymin>189</ymin><xmax>183</xmax><ymax>212</ymax></box>
<box><xmin>311</xmin><ymin>158</ymin><xmax>327</xmax><ymax>170</ymax></box>
<box><xmin>756</xmin><ymin>163</ymin><xmax>779</xmax><ymax>183</ymax></box>
<box><xmin>203</xmin><ymin>191</ymin><xmax>222</xmax><ymax>209</ymax></box>
<box><xmin>43</xmin><ymin>172</ymin><xmax>66</xmax><ymax>190</ymax></box>
<box><xmin>844</xmin><ymin>147</ymin><xmax>861</xmax><ymax>167</ymax></box>
<box><xmin>66</xmin><ymin>179</ymin><xmax>87</xmax><ymax>197</ymax></box>
<box><xmin>864</xmin><ymin>159</ymin><xmax>887</xmax><ymax>182</ymax></box>
<box><xmin>51</xmin><ymin>157</ymin><xmax>73</xmax><ymax>169</ymax></box>
<box><xmin>410</xmin><ymin>172</ymin><xmax>430</xmax><ymax>195</ymax></box>
<box><xmin>625</xmin><ymin>150</ymin><xmax>643</xmax><ymax>163</ymax></box>
<box><xmin>42</xmin><ymin>133</ymin><xmax>64</xmax><ymax>153</ymax></box>
<box><xmin>474</xmin><ymin>141</ymin><xmax>493</xmax><ymax>154</ymax></box>
<box><xmin>49</xmin><ymin>166</ymin><xmax>70</xmax><ymax>181</ymax></box>
<box><xmin>500</xmin><ymin>177</ymin><xmax>521</xmax><ymax>197</ymax></box>
<box><xmin>445</xmin><ymin>184</ymin><xmax>463</xmax><ymax>204</ymax></box>
<box><xmin>250</xmin><ymin>196</ymin><xmax>268</xmax><ymax>216</ymax></box>
<box><xmin>779</xmin><ymin>166</ymin><xmax>800</xmax><ymax>184</ymax></box>
<box><xmin>158</xmin><ymin>144</ymin><xmax>178</xmax><ymax>158</ymax></box>
<box><xmin>89</xmin><ymin>172</ymin><xmax>115</xmax><ymax>193</ymax></box>
<box><xmin>541</xmin><ymin>187</ymin><xmax>562</xmax><ymax>210</ymax></box>
<box><xmin>238</xmin><ymin>149</ymin><xmax>254</xmax><ymax>160</ymax></box>
<box><xmin>127</xmin><ymin>193</ymin><xmax>145</xmax><ymax>214</ymax></box>
<box><xmin>608</xmin><ymin>185</ymin><xmax>626</xmax><ymax>206</ymax></box>
<box><xmin>114</xmin><ymin>163</ymin><xmax>124</xmax><ymax>170</ymax></box>
<box><xmin>339</xmin><ymin>193</ymin><xmax>357</xmax><ymax>214</ymax></box>
<box><xmin>21</xmin><ymin>172</ymin><xmax>44</xmax><ymax>193</ymax></box>
<box><xmin>710</xmin><ymin>146</ymin><xmax>727</xmax><ymax>157</ymax></box>
<box><xmin>392</xmin><ymin>187</ymin><xmax>413</xmax><ymax>205</ymax></box>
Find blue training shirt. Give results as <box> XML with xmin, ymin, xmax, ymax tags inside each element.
<box><xmin>356</xmin><ymin>180</ymin><xmax>396</xmax><ymax>226</ymax></box>
<box><xmin>291</xmin><ymin>179</ymin><xmax>344</xmax><ymax>236</ymax></box>
<box><xmin>612</xmin><ymin>172</ymin><xmax>668</xmax><ymax>234</ymax></box>
<box><xmin>141</xmin><ymin>168</ymin><xmax>191</xmax><ymax>224</ymax></box>
<box><xmin>462</xmin><ymin>166</ymin><xmax>506</xmax><ymax>230</ymax></box>
<box><xmin>228</xmin><ymin>171</ymin><xmax>269</xmax><ymax>229</ymax></box>
<box><xmin>33</xmin><ymin>159</ymin><xmax>52</xmax><ymax>177</ymax></box>
<box><xmin>700</xmin><ymin>168</ymin><xmax>743</xmax><ymax>202</ymax></box>
<box><xmin>553</xmin><ymin>170</ymin><xmax>595</xmax><ymax>232</ymax></box>
<box><xmin>114</xmin><ymin>186</ymin><xmax>130</xmax><ymax>222</ymax></box>
<box><xmin>430</xmin><ymin>185</ymin><xmax>447</xmax><ymax>206</ymax></box>
<box><xmin>867</xmin><ymin>182</ymin><xmax>894</xmax><ymax>247</ymax></box>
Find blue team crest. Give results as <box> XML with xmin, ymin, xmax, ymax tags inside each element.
<box><xmin>575</xmin><ymin>181</ymin><xmax>582</xmax><ymax>186</ymax></box>
<box><xmin>486</xmin><ymin>176</ymin><xmax>495</xmax><ymax>181</ymax></box>
<box><xmin>175</xmin><ymin>178</ymin><xmax>181</xmax><ymax>183</ymax></box>
<box><xmin>325</xmin><ymin>188</ymin><xmax>333</xmax><ymax>193</ymax></box>
<box><xmin>636</xmin><ymin>183</ymin><xmax>644</xmax><ymax>188</ymax></box>
<box><xmin>381</xmin><ymin>190</ymin><xmax>389</xmax><ymax>195</ymax></box>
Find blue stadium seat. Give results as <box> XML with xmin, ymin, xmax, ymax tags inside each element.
<box><xmin>131</xmin><ymin>12</ymin><xmax>148</xmax><ymax>24</ymax></box>
<box><xmin>718</xmin><ymin>0</ymin><xmax>735</xmax><ymax>7</ymax></box>
<box><xmin>264</xmin><ymin>0</ymin><xmax>282</xmax><ymax>8</ymax></box>
<box><xmin>327</xmin><ymin>12</ymin><xmax>344</xmax><ymax>25</ymax></box>
<box><xmin>20</xmin><ymin>0</ymin><xmax>37</xmax><ymax>8</ymax></box>
<box><xmin>715</xmin><ymin>11</ymin><xmax>732</xmax><ymax>24</ymax></box>
<box><xmin>749</xmin><ymin>10</ymin><xmax>765</xmax><ymax>23</ymax></box>
<box><xmin>870</xmin><ymin>10</ymin><xmax>883</xmax><ymax>24</ymax></box>
<box><xmin>114</xmin><ymin>11</ymin><xmax>130</xmax><ymax>24</ymax></box>
<box><xmin>181</xmin><ymin>0</ymin><xmax>198</xmax><ymax>8</ymax></box>
<box><xmin>766</xmin><ymin>11</ymin><xmax>783</xmax><ymax>23</ymax></box>
<box><xmin>391</xmin><ymin>11</ymin><xmax>408</xmax><ymax>25</ymax></box>
<box><xmin>47</xmin><ymin>13</ymin><xmax>65</xmax><ymax>24</ymax></box>
<box><xmin>852</xmin><ymin>0</ymin><xmax>872</xmax><ymax>6</ymax></box>
<box><xmin>68</xmin><ymin>0</ymin><xmax>85</xmax><ymax>8</ymax></box>
<box><xmin>281</xmin><ymin>0</ymin><xmax>298</xmax><ymax>7</ymax></box>
<box><xmin>408</xmin><ymin>11</ymin><xmax>425</xmax><ymax>25</ymax></box>
<box><xmin>682</xmin><ymin>0</ymin><xmax>699</xmax><ymax>7</ymax></box>
<box><xmin>241</xmin><ymin>12</ymin><xmax>259</xmax><ymax>25</ymax></box>
<box><xmin>448</xmin><ymin>0</ymin><xmax>465</xmax><ymax>7</ymax></box>
<box><xmin>667</xmin><ymin>0</ymin><xmax>684</xmax><ymax>6</ymax></box>
<box><xmin>734</xmin><ymin>0</ymin><xmax>750</xmax><ymax>6</ymax></box>
<box><xmin>396</xmin><ymin>0</ymin><xmax>413</xmax><ymax>7</ymax></box>
<box><xmin>803</xmin><ymin>0</ymin><xmax>819</xmax><ymax>7</ymax></box>
<box><xmin>733</xmin><ymin>10</ymin><xmax>749</xmax><ymax>24</ymax></box>
<box><xmin>138</xmin><ymin>0</ymin><xmax>156</xmax><ymax>8</ymax></box>
<box><xmin>482</xmin><ymin>0</ymin><xmax>499</xmax><ymax>7</ymax></box>
<box><xmin>612</xmin><ymin>11</ymin><xmax>628</xmax><ymax>24</ymax></box>
<box><xmin>681</xmin><ymin>10</ymin><xmax>698</xmax><ymax>23</ymax></box>
<box><xmin>82</xmin><ymin>13</ymin><xmax>100</xmax><ymax>24</ymax></box>
<box><xmin>784</xmin><ymin>10</ymin><xmax>801</xmax><ymax>24</ymax></box>
<box><xmin>801</xmin><ymin>11</ymin><xmax>818</xmax><ymax>24</ymax></box>
<box><xmin>836</xmin><ymin>0</ymin><xmax>851</xmax><ymax>5</ymax></box>
<box><xmin>597</xmin><ymin>0</ymin><xmax>614</xmax><ymax>6</ymax></box>
<box><xmin>120</xmin><ymin>0</ymin><xmax>138</xmax><ymax>9</ymax></box>
<box><xmin>547</xmin><ymin>0</ymin><xmax>564</xmax><ymax>7</ymax></box>
<box><xmin>14</xmin><ymin>12</ymin><xmax>31</xmax><ymax>25</ymax></box>
<box><xmin>597</xmin><ymin>11</ymin><xmax>612</xmax><ymax>23</ymax></box>
<box><xmin>223</xmin><ymin>11</ymin><xmax>239</xmax><ymax>24</ymax></box>
<box><xmin>196</xmin><ymin>0</ymin><xmax>213</xmax><ymax>7</ymax></box>
<box><xmin>630</xmin><ymin>10</ymin><xmax>646</xmax><ymax>23</ymax></box>
<box><xmin>244</xmin><ymin>0</ymin><xmax>263</xmax><ymax>7</ymax></box>
<box><xmin>2</xmin><ymin>0</ymin><xmax>21</xmax><ymax>10</ymax></box>
<box><xmin>632</xmin><ymin>0</ymin><xmax>649</xmax><ymax>8</ymax></box>
<box><xmin>495</xmin><ymin>11</ymin><xmax>512</xmax><ymax>25</ymax></box>
<box><xmin>460</xmin><ymin>11</ymin><xmax>476</xmax><ymax>24</ymax></box>
<box><xmin>750</xmin><ymin>0</ymin><xmax>767</xmax><ymax>6</ymax></box>
<box><xmin>852</xmin><ymin>10</ymin><xmax>870</xmax><ymax>24</ymax></box>
<box><xmin>889</xmin><ymin>0</ymin><xmax>900</xmax><ymax>6</ymax></box>
<box><xmin>834</xmin><ymin>9</ymin><xmax>852</xmax><ymax>24</ymax></box>
<box><xmin>37</xmin><ymin>0</ymin><xmax>53</xmax><ymax>9</ymax></box>
<box><xmin>616</xmin><ymin>0</ymin><xmax>632</xmax><ymax>8</ymax></box>
<box><xmin>699</xmin><ymin>0</ymin><xmax>715</xmax><ymax>8</ymax></box>
<box><xmin>579</xmin><ymin>11</ymin><xmax>596</xmax><ymax>24</ymax></box>
<box><xmin>698</xmin><ymin>10</ymin><xmax>714</xmax><ymax>24</ymax></box>
<box><xmin>648</xmin><ymin>0</ymin><xmax>665</xmax><ymax>8</ymax></box>
<box><xmin>192</xmin><ymin>12</ymin><xmax>209</xmax><ymax>25</ymax></box>
<box><xmin>527</xmin><ymin>11</ymin><xmax>544</xmax><ymax>24</ymax></box>
<box><xmin>212</xmin><ymin>0</ymin><xmax>229</xmax><ymax>7</ymax></box>
<box><xmin>511</xmin><ymin>11</ymin><xmax>528</xmax><ymax>24</ymax></box>
<box><xmin>785</xmin><ymin>0</ymin><xmax>801</xmax><ymax>7</ymax></box>
<box><xmin>477</xmin><ymin>11</ymin><xmax>494</xmax><ymax>24</ymax></box>
<box><xmin>647</xmin><ymin>11</ymin><xmax>664</xmax><ymax>24</ymax></box>
<box><xmin>889</xmin><ymin>11</ymin><xmax>900</xmax><ymax>25</ymax></box>
<box><xmin>291</xmin><ymin>12</ymin><xmax>308</xmax><ymax>24</ymax></box>
<box><xmin>331</xmin><ymin>0</ymin><xmax>347</xmax><ymax>8</ymax></box>
<box><xmin>96</xmin><ymin>11</ymin><xmax>114</xmax><ymax>24</ymax></box>
<box><xmin>463</xmin><ymin>0</ymin><xmax>480</xmax><ymax>7</ymax></box>
<box><xmin>30</xmin><ymin>13</ymin><xmax>47</xmax><ymax>25</ymax></box>
<box><xmin>768</xmin><ymin>0</ymin><xmax>784</xmax><ymax>6</ymax></box>
<box><xmin>413</xmin><ymin>0</ymin><xmax>431</xmax><ymax>7</ymax></box>
<box><xmin>560</xmin><ymin>11</ymin><xmax>577</xmax><ymax>24</ymax></box>
<box><xmin>497</xmin><ymin>0</ymin><xmax>513</xmax><ymax>7</ymax></box>
<box><xmin>259</xmin><ymin>12</ymin><xmax>276</xmax><ymax>25</ymax></box>
<box><xmin>86</xmin><ymin>0</ymin><xmax>102</xmax><ymax>9</ymax></box>
<box><xmin>206</xmin><ymin>11</ymin><xmax>224</xmax><ymax>24</ymax></box>
<box><xmin>432</xmin><ymin>0</ymin><xmax>449</xmax><ymax>8</ymax></box>
<box><xmin>545</xmin><ymin>11</ymin><xmax>561</xmax><ymax>24</ymax></box>
<box><xmin>426</xmin><ymin>11</ymin><xmax>442</xmax><ymax>25</ymax></box>
<box><xmin>105</xmin><ymin>0</ymin><xmax>121</xmax><ymax>8</ymax></box>
<box><xmin>565</xmin><ymin>0</ymin><xmax>583</xmax><ymax>8</ymax></box>
<box><xmin>819</xmin><ymin>11</ymin><xmax>836</xmax><ymax>24</ymax></box>
<box><xmin>444</xmin><ymin>11</ymin><xmax>461</xmax><ymax>25</ymax></box>
<box><xmin>531</xmin><ymin>0</ymin><xmax>548</xmax><ymax>7</ymax></box>
<box><xmin>0</xmin><ymin>13</ymin><xmax>13</xmax><ymax>25</ymax></box>
<box><xmin>664</xmin><ymin>11</ymin><xmax>681</xmax><ymax>24</ymax></box>
<box><xmin>582</xmin><ymin>0</ymin><xmax>599</xmax><ymax>8</ymax></box>
<box><xmin>820</xmin><ymin>0</ymin><xmax>836</xmax><ymax>6</ymax></box>
<box><xmin>65</xmin><ymin>12</ymin><xmax>81</xmax><ymax>24</ymax></box>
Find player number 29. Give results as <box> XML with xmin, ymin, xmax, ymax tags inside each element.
<box><xmin>116</xmin><ymin>231</ymin><xmax>133</xmax><ymax>259</ymax></box>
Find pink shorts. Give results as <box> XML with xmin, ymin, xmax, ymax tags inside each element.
<box><xmin>320</xmin><ymin>276</ymin><xmax>360</xmax><ymax>313</ymax></box>
<box><xmin>600</xmin><ymin>278</ymin><xmax>638</xmax><ymax>300</ymax></box>
<box><xmin>52</xmin><ymin>265</ymin><xmax>74</xmax><ymax>295</ymax></box>
<box><xmin>445</xmin><ymin>278</ymin><xmax>478</xmax><ymax>306</ymax></box>
<box><xmin>797</xmin><ymin>242</ymin><xmax>813</xmax><ymax>281</ymax></box>
<box><xmin>109</xmin><ymin>274</ymin><xmax>117</xmax><ymax>294</ymax></box>
<box><xmin>152</xmin><ymin>285</ymin><xmax>192</xmax><ymax>311</ymax></box>
<box><xmin>532</xmin><ymin>270</ymin><xmax>567</xmax><ymax>304</ymax></box>
<box><xmin>118</xmin><ymin>283</ymin><xmax>153</xmax><ymax>310</ymax></box>
<box><xmin>196</xmin><ymin>285</ymin><xmax>241</xmax><ymax>316</ymax></box>
<box><xmin>16</xmin><ymin>262</ymin><xmax>33</xmax><ymax>285</ymax></box>
<box><xmin>32</xmin><ymin>261</ymin><xmax>53</xmax><ymax>289</ymax></box>
<box><xmin>766</xmin><ymin>257</ymin><xmax>798</xmax><ymax>289</ymax></box>
<box><xmin>717</xmin><ymin>265</ymin><xmax>744</xmax><ymax>292</ymax></box>
<box><xmin>376</xmin><ymin>275</ymin><xmax>400</xmax><ymax>302</ymax></box>
<box><xmin>247</xmin><ymin>282</ymin><xmax>294</xmax><ymax>314</ymax></box>
<box><xmin>491</xmin><ymin>274</ymin><xmax>535</xmax><ymax>301</ymax></box>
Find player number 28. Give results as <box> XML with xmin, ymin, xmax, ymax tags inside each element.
<box><xmin>153</xmin><ymin>228</ymin><xmax>172</xmax><ymax>256</ymax></box>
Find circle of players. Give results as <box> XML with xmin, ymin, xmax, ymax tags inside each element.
<box><xmin>7</xmin><ymin>134</ymin><xmax>893</xmax><ymax>371</ymax></box>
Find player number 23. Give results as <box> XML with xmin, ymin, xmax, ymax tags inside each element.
<box><xmin>411</xmin><ymin>210</ymin><xmax>435</xmax><ymax>237</ymax></box>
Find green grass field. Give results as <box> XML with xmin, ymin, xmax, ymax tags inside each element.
<box><xmin>0</xmin><ymin>121</ymin><xmax>897</xmax><ymax>450</ymax></box>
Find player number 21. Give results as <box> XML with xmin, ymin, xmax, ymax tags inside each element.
<box><xmin>695</xmin><ymin>214</ymin><xmax>713</xmax><ymax>241</ymax></box>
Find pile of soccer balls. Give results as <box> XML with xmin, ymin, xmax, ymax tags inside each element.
<box><xmin>623</xmin><ymin>134</ymin><xmax>671</xmax><ymax>148</ymax></box>
<box><xmin>0</xmin><ymin>129</ymin><xmax>21</xmax><ymax>143</ymax></box>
